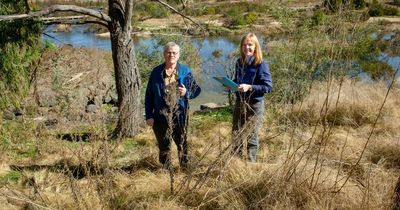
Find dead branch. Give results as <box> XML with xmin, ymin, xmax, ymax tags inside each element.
<box><xmin>0</xmin><ymin>5</ymin><xmax>111</xmax><ymax>23</ymax></box>
<box><xmin>154</xmin><ymin>0</ymin><xmax>206</xmax><ymax>34</ymax></box>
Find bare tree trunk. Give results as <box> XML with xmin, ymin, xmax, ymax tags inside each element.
<box><xmin>395</xmin><ymin>176</ymin><xmax>400</xmax><ymax>210</ymax></box>
<box><xmin>108</xmin><ymin>0</ymin><xmax>141</xmax><ymax>138</ymax></box>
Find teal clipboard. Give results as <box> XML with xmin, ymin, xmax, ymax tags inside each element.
<box><xmin>213</xmin><ymin>76</ymin><xmax>238</xmax><ymax>91</ymax></box>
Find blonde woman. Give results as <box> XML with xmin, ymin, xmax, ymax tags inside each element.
<box><xmin>232</xmin><ymin>33</ymin><xmax>272</xmax><ymax>162</ymax></box>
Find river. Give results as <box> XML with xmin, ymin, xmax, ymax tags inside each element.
<box><xmin>42</xmin><ymin>24</ymin><xmax>258</xmax><ymax>110</ymax></box>
<box><xmin>42</xmin><ymin>24</ymin><xmax>400</xmax><ymax>110</ymax></box>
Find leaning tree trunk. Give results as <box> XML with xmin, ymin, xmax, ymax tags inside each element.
<box><xmin>108</xmin><ymin>0</ymin><xmax>141</xmax><ymax>138</ymax></box>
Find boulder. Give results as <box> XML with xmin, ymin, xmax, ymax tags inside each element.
<box><xmin>200</xmin><ymin>103</ymin><xmax>219</xmax><ymax>110</ymax></box>
<box><xmin>3</xmin><ymin>109</ymin><xmax>15</xmax><ymax>120</ymax></box>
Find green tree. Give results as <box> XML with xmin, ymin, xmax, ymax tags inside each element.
<box><xmin>0</xmin><ymin>0</ymin><xmax>42</xmax><ymax>110</ymax></box>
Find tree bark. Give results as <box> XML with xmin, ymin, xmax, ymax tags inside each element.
<box><xmin>108</xmin><ymin>0</ymin><xmax>141</xmax><ymax>138</ymax></box>
<box><xmin>395</xmin><ymin>176</ymin><xmax>400</xmax><ymax>210</ymax></box>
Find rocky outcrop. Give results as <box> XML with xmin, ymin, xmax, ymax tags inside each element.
<box><xmin>22</xmin><ymin>46</ymin><xmax>117</xmax><ymax>128</ymax></box>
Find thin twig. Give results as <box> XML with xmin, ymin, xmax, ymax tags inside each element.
<box><xmin>154</xmin><ymin>0</ymin><xmax>206</xmax><ymax>35</ymax></box>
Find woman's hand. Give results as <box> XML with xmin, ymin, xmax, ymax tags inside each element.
<box><xmin>238</xmin><ymin>84</ymin><xmax>252</xmax><ymax>92</ymax></box>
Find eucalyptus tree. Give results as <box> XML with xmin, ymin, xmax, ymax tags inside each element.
<box><xmin>0</xmin><ymin>0</ymin><xmax>203</xmax><ymax>138</ymax></box>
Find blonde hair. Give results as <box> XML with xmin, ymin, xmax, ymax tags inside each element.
<box><xmin>240</xmin><ymin>33</ymin><xmax>262</xmax><ymax>65</ymax></box>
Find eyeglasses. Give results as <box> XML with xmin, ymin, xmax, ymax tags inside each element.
<box><xmin>166</xmin><ymin>51</ymin><xmax>179</xmax><ymax>55</ymax></box>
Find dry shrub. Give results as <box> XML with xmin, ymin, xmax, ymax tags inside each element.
<box><xmin>279</xmin><ymin>79</ymin><xmax>390</xmax><ymax>127</ymax></box>
<box><xmin>108</xmin><ymin>171</ymin><xmax>176</xmax><ymax>209</ymax></box>
<box><xmin>369</xmin><ymin>137</ymin><xmax>400</xmax><ymax>169</ymax></box>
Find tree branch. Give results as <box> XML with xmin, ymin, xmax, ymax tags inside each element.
<box><xmin>0</xmin><ymin>5</ymin><xmax>111</xmax><ymax>23</ymax></box>
<box><xmin>154</xmin><ymin>0</ymin><xmax>206</xmax><ymax>34</ymax></box>
<box><xmin>124</xmin><ymin>0</ymin><xmax>134</xmax><ymax>33</ymax></box>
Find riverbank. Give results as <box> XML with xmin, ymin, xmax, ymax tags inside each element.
<box><xmin>1</xmin><ymin>67</ymin><xmax>399</xmax><ymax>209</ymax></box>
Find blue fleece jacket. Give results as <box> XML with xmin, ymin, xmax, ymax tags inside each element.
<box><xmin>234</xmin><ymin>58</ymin><xmax>273</xmax><ymax>102</ymax></box>
<box><xmin>145</xmin><ymin>63</ymin><xmax>201</xmax><ymax>122</ymax></box>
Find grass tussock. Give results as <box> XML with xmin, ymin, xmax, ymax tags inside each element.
<box><xmin>369</xmin><ymin>137</ymin><xmax>400</xmax><ymax>169</ymax></box>
<box><xmin>278</xmin><ymin>80</ymin><xmax>394</xmax><ymax>127</ymax></box>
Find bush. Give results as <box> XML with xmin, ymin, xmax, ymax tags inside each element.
<box><xmin>244</xmin><ymin>12</ymin><xmax>257</xmax><ymax>24</ymax></box>
<box><xmin>226</xmin><ymin>10</ymin><xmax>258</xmax><ymax>27</ymax></box>
<box><xmin>44</xmin><ymin>39</ymin><xmax>57</xmax><ymax>50</ymax></box>
<box><xmin>311</xmin><ymin>10</ymin><xmax>327</xmax><ymax>26</ymax></box>
<box><xmin>139</xmin><ymin>2</ymin><xmax>169</xmax><ymax>18</ymax></box>
<box><xmin>0</xmin><ymin>1</ymin><xmax>42</xmax><ymax>110</ymax></box>
<box><xmin>368</xmin><ymin>1</ymin><xmax>399</xmax><ymax>17</ymax></box>
<box><xmin>360</xmin><ymin>60</ymin><xmax>395</xmax><ymax>80</ymax></box>
<box><xmin>324</xmin><ymin>0</ymin><xmax>366</xmax><ymax>12</ymax></box>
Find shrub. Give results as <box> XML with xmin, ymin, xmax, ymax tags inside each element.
<box><xmin>370</xmin><ymin>141</ymin><xmax>400</xmax><ymax>169</ymax></box>
<box><xmin>205</xmin><ymin>7</ymin><xmax>217</xmax><ymax>15</ymax></box>
<box><xmin>311</xmin><ymin>10</ymin><xmax>327</xmax><ymax>26</ymax></box>
<box><xmin>360</xmin><ymin>60</ymin><xmax>395</xmax><ymax>80</ymax></box>
<box><xmin>0</xmin><ymin>1</ymin><xmax>42</xmax><ymax>110</ymax></box>
<box><xmin>244</xmin><ymin>12</ymin><xmax>257</xmax><ymax>25</ymax></box>
<box><xmin>139</xmin><ymin>2</ymin><xmax>169</xmax><ymax>18</ymax></box>
<box><xmin>324</xmin><ymin>0</ymin><xmax>366</xmax><ymax>12</ymax></box>
<box><xmin>44</xmin><ymin>39</ymin><xmax>57</xmax><ymax>50</ymax></box>
<box><xmin>368</xmin><ymin>1</ymin><xmax>399</xmax><ymax>17</ymax></box>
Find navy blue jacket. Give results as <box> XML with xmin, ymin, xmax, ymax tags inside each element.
<box><xmin>145</xmin><ymin>63</ymin><xmax>201</xmax><ymax>122</ymax></box>
<box><xmin>234</xmin><ymin>58</ymin><xmax>272</xmax><ymax>102</ymax></box>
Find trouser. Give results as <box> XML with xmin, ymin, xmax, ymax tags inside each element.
<box><xmin>232</xmin><ymin>100</ymin><xmax>264</xmax><ymax>162</ymax></box>
<box><xmin>153</xmin><ymin>118</ymin><xmax>188</xmax><ymax>168</ymax></box>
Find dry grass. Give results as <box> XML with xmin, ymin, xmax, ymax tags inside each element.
<box><xmin>1</xmin><ymin>78</ymin><xmax>400</xmax><ymax>209</ymax></box>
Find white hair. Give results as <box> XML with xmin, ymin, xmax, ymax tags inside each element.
<box><xmin>163</xmin><ymin>42</ymin><xmax>180</xmax><ymax>54</ymax></box>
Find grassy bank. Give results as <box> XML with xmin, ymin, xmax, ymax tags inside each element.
<box><xmin>0</xmin><ymin>76</ymin><xmax>399</xmax><ymax>209</ymax></box>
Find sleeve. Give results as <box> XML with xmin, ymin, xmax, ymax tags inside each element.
<box><xmin>144</xmin><ymin>72</ymin><xmax>154</xmax><ymax>120</ymax></box>
<box><xmin>179</xmin><ymin>66</ymin><xmax>201</xmax><ymax>100</ymax></box>
<box><xmin>251</xmin><ymin>60</ymin><xmax>273</xmax><ymax>94</ymax></box>
<box><xmin>185</xmin><ymin>72</ymin><xmax>201</xmax><ymax>99</ymax></box>
<box><xmin>232</xmin><ymin>59</ymin><xmax>240</xmax><ymax>84</ymax></box>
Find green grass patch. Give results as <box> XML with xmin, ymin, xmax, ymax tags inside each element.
<box><xmin>192</xmin><ymin>107</ymin><xmax>233</xmax><ymax>130</ymax></box>
<box><xmin>0</xmin><ymin>121</ymin><xmax>38</xmax><ymax>158</ymax></box>
<box><xmin>0</xmin><ymin>170</ymin><xmax>22</xmax><ymax>184</ymax></box>
<box><xmin>123</xmin><ymin>138</ymin><xmax>139</xmax><ymax>151</ymax></box>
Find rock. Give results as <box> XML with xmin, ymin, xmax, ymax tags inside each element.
<box><xmin>53</xmin><ymin>24</ymin><xmax>71</xmax><ymax>32</ymax></box>
<box><xmin>14</xmin><ymin>108</ymin><xmax>23</xmax><ymax>116</ymax></box>
<box><xmin>37</xmin><ymin>91</ymin><xmax>58</xmax><ymax>107</ymax></box>
<box><xmin>104</xmin><ymin>91</ymin><xmax>118</xmax><ymax>105</ymax></box>
<box><xmin>95</xmin><ymin>32</ymin><xmax>110</xmax><ymax>38</ymax></box>
<box><xmin>86</xmin><ymin>104</ymin><xmax>98</xmax><ymax>113</ymax></box>
<box><xmin>111</xmin><ymin>106</ymin><xmax>119</xmax><ymax>113</ymax></box>
<box><xmin>45</xmin><ymin>119</ymin><xmax>59</xmax><ymax>128</ymax></box>
<box><xmin>200</xmin><ymin>103</ymin><xmax>219</xmax><ymax>110</ymax></box>
<box><xmin>3</xmin><ymin>109</ymin><xmax>15</xmax><ymax>120</ymax></box>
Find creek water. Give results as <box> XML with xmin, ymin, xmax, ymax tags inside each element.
<box><xmin>42</xmin><ymin>24</ymin><xmax>400</xmax><ymax>110</ymax></box>
<box><xmin>42</xmin><ymin>24</ymin><xmax>260</xmax><ymax>110</ymax></box>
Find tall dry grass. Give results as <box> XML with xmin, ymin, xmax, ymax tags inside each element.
<box><xmin>1</xmin><ymin>75</ymin><xmax>399</xmax><ymax>210</ymax></box>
